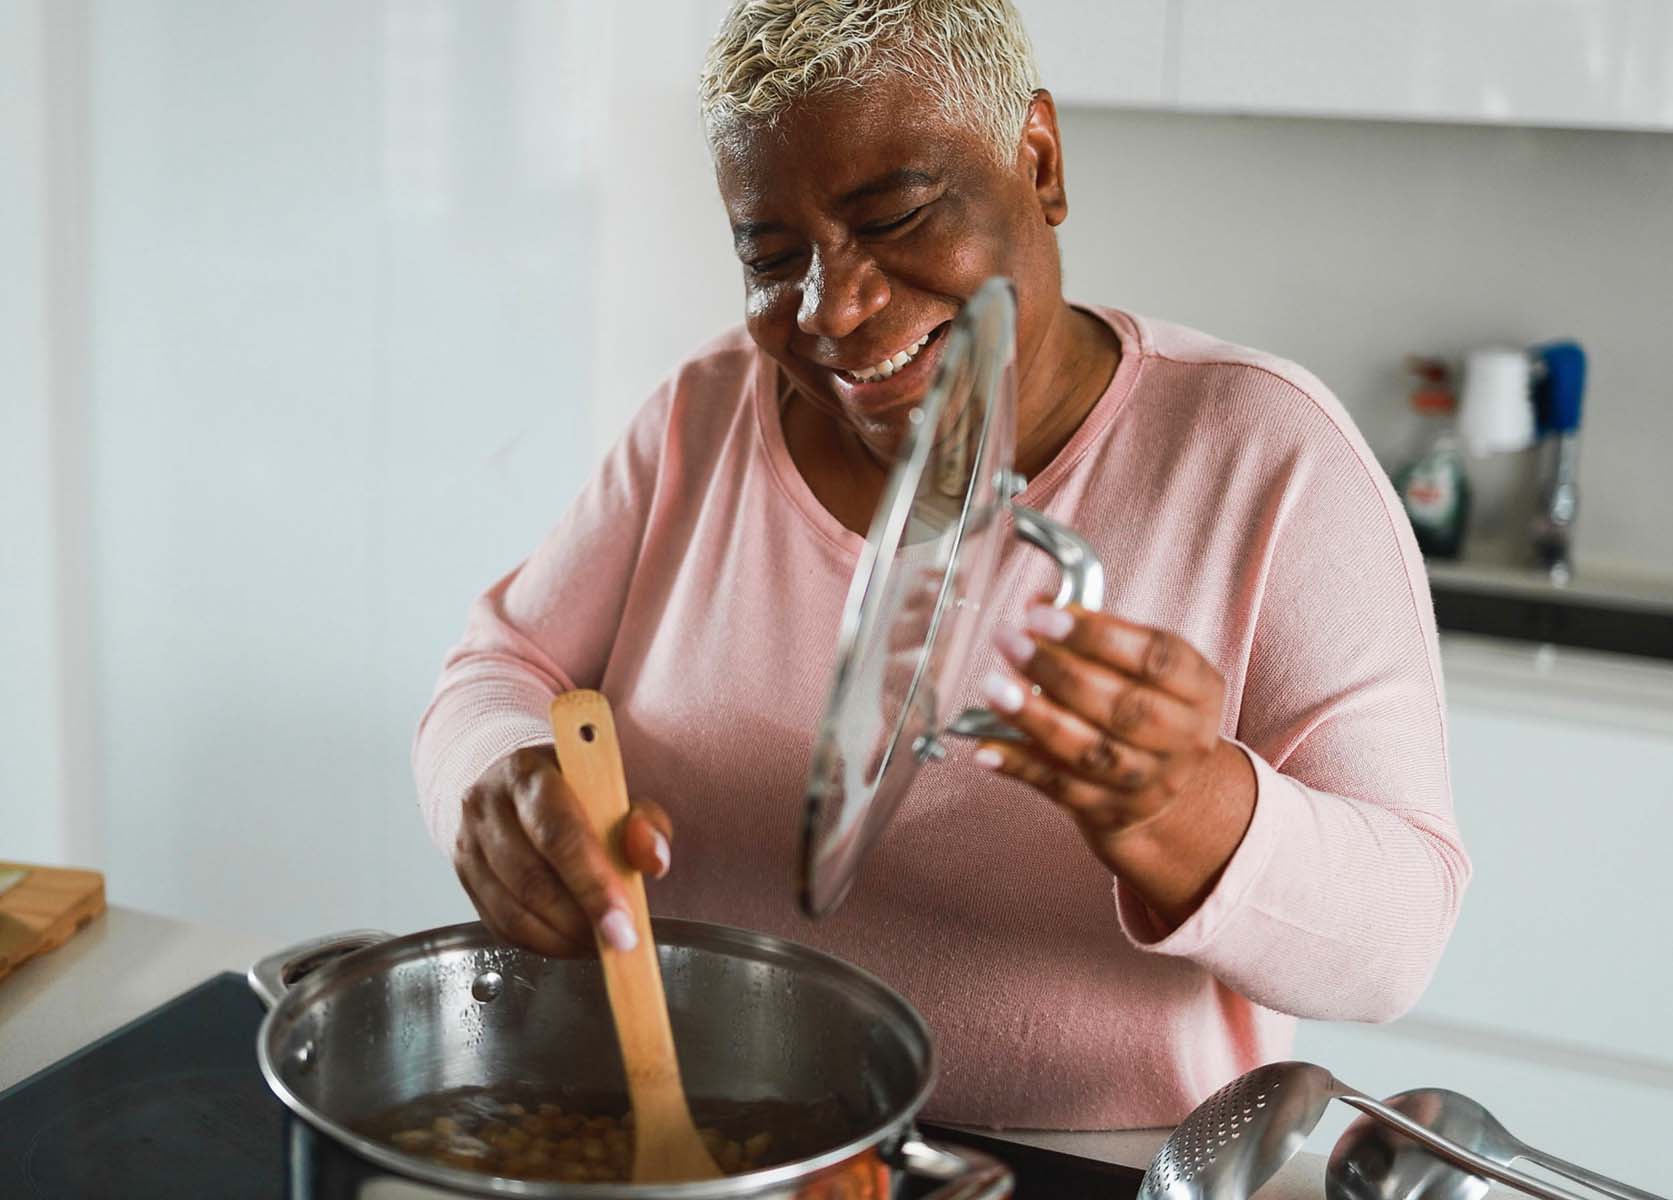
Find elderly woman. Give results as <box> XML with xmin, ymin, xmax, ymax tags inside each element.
<box><xmin>415</xmin><ymin>0</ymin><xmax>1469</xmax><ymax>1130</ymax></box>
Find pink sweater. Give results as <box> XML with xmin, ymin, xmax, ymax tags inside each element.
<box><xmin>415</xmin><ymin>307</ymin><xmax>1469</xmax><ymax>1130</ymax></box>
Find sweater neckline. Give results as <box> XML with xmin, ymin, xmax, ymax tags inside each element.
<box><xmin>751</xmin><ymin>304</ymin><xmax>1147</xmax><ymax>558</ymax></box>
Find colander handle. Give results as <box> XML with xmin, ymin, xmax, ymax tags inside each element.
<box><xmin>1519</xmin><ymin>1149</ymin><xmax>1666</xmax><ymax>1200</ymax></box>
<box><xmin>892</xmin><ymin>1135</ymin><xmax>1013</xmax><ymax>1199</ymax></box>
<box><xmin>1341</xmin><ymin>1096</ymin><xmax>1593</xmax><ymax>1200</ymax></box>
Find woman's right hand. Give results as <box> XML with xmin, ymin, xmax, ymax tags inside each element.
<box><xmin>452</xmin><ymin>745</ymin><xmax>672</xmax><ymax>957</ymax></box>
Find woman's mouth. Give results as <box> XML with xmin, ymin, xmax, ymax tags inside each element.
<box><xmin>844</xmin><ymin>330</ymin><xmax>933</xmax><ymax>383</ymax></box>
<box><xmin>827</xmin><ymin>323</ymin><xmax>951</xmax><ymax>410</ymax></box>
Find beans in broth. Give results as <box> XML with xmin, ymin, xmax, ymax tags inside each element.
<box><xmin>356</xmin><ymin>1085</ymin><xmax>856</xmax><ymax>1184</ymax></box>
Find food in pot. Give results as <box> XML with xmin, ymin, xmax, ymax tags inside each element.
<box><xmin>357</xmin><ymin>1084</ymin><xmax>855</xmax><ymax>1184</ymax></box>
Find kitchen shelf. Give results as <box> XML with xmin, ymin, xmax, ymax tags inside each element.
<box><xmin>1427</xmin><ymin>560</ymin><xmax>1673</xmax><ymax>662</ymax></box>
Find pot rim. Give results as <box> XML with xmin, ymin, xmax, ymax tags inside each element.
<box><xmin>255</xmin><ymin>917</ymin><xmax>939</xmax><ymax>1198</ymax></box>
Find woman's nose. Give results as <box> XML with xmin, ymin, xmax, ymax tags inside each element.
<box><xmin>796</xmin><ymin>246</ymin><xmax>889</xmax><ymax>338</ymax></box>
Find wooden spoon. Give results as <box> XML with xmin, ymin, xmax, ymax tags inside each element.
<box><xmin>548</xmin><ymin>690</ymin><xmax>723</xmax><ymax>1184</ymax></box>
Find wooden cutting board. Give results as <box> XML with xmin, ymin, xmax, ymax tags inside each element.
<box><xmin>0</xmin><ymin>862</ymin><xmax>106</xmax><ymax>984</ymax></box>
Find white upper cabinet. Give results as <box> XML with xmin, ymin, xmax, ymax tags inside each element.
<box><xmin>1176</xmin><ymin>0</ymin><xmax>1673</xmax><ymax>130</ymax></box>
<box><xmin>1025</xmin><ymin>0</ymin><xmax>1673</xmax><ymax>132</ymax></box>
<box><xmin>1023</xmin><ymin>0</ymin><xmax>1171</xmax><ymax>108</ymax></box>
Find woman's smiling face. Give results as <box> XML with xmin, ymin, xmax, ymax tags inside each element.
<box><xmin>710</xmin><ymin>72</ymin><xmax>1068</xmax><ymax>455</ymax></box>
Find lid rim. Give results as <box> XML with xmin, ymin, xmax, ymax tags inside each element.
<box><xmin>799</xmin><ymin>277</ymin><xmax>1020</xmax><ymax>918</ymax></box>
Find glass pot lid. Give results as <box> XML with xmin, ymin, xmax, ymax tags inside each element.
<box><xmin>798</xmin><ymin>278</ymin><xmax>1106</xmax><ymax>918</ymax></box>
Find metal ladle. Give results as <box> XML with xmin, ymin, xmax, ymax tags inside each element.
<box><xmin>1328</xmin><ymin>1087</ymin><xmax>1667</xmax><ymax>1200</ymax></box>
<box><xmin>1139</xmin><ymin>1062</ymin><xmax>1596</xmax><ymax>1200</ymax></box>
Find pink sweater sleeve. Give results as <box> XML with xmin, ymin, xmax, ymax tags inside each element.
<box><xmin>411</xmin><ymin>382</ymin><xmax>672</xmax><ymax>853</ymax></box>
<box><xmin>1114</xmin><ymin>382</ymin><xmax>1471</xmax><ymax>1023</ymax></box>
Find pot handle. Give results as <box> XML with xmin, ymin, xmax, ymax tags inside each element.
<box><xmin>891</xmin><ymin>1135</ymin><xmax>1013</xmax><ymax>1199</ymax></box>
<box><xmin>944</xmin><ymin>495</ymin><xmax>1106</xmax><ymax>744</ymax></box>
<box><xmin>247</xmin><ymin>929</ymin><xmax>393</xmax><ymax>1009</ymax></box>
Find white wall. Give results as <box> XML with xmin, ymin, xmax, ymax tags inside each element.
<box><xmin>591</xmin><ymin>0</ymin><xmax>739</xmax><ymax>453</ymax></box>
<box><xmin>6</xmin><ymin>0</ymin><xmax>736</xmax><ymax>942</ymax></box>
<box><xmin>1</xmin><ymin>0</ymin><xmax>59</xmax><ymax>862</ymax></box>
<box><xmin>0</xmin><ymin>0</ymin><xmax>94</xmax><ymax>869</ymax></box>
<box><xmin>1055</xmin><ymin>106</ymin><xmax>1673</xmax><ymax>574</ymax></box>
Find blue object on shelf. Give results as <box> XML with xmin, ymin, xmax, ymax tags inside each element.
<box><xmin>1533</xmin><ymin>341</ymin><xmax>1586</xmax><ymax>435</ymax></box>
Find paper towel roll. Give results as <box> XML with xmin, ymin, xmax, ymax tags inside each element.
<box><xmin>1458</xmin><ymin>347</ymin><xmax>1535</xmax><ymax>456</ymax></box>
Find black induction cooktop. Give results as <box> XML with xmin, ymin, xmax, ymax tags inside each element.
<box><xmin>0</xmin><ymin>973</ymin><xmax>1144</xmax><ymax>1199</ymax></box>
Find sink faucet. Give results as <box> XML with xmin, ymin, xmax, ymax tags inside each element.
<box><xmin>1532</xmin><ymin>431</ymin><xmax>1579</xmax><ymax>584</ymax></box>
<box><xmin>1529</xmin><ymin>342</ymin><xmax>1586</xmax><ymax>585</ymax></box>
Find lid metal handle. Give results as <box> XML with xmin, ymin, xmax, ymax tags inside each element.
<box><xmin>944</xmin><ymin>499</ymin><xmax>1105</xmax><ymax>743</ymax></box>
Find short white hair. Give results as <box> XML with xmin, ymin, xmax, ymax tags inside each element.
<box><xmin>699</xmin><ymin>0</ymin><xmax>1041</xmax><ymax>163</ymax></box>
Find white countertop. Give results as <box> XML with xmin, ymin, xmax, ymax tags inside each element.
<box><xmin>0</xmin><ymin>905</ymin><xmax>1340</xmax><ymax>1197</ymax></box>
<box><xmin>1427</xmin><ymin>557</ymin><xmax>1673</xmax><ymax>614</ymax></box>
<box><xmin>0</xmin><ymin>904</ymin><xmax>275</xmax><ymax>1091</ymax></box>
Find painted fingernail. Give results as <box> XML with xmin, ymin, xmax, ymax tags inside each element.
<box><xmin>982</xmin><ymin>670</ymin><xmax>1026</xmax><ymax>714</ymax></box>
<box><xmin>650</xmin><ymin>831</ymin><xmax>671</xmax><ymax>879</ymax></box>
<box><xmin>974</xmin><ymin>747</ymin><xmax>1005</xmax><ymax>770</ymax></box>
<box><xmin>1026</xmin><ymin>605</ymin><xmax>1075</xmax><ymax>640</ymax></box>
<box><xmin>600</xmin><ymin>906</ymin><xmax>639</xmax><ymax>952</ymax></box>
<box><xmin>993</xmin><ymin>625</ymin><xmax>1035</xmax><ymax>667</ymax></box>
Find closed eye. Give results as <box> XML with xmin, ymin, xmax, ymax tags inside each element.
<box><xmin>745</xmin><ymin>250</ymin><xmax>802</xmax><ymax>277</ymax></box>
<box><xmin>860</xmin><ymin>205</ymin><xmax>925</xmax><ymax>236</ymax></box>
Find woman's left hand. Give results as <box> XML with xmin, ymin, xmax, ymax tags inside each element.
<box><xmin>976</xmin><ymin>603</ymin><xmax>1255</xmax><ymax>926</ymax></box>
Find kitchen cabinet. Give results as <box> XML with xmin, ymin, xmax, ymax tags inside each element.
<box><xmin>1292</xmin><ymin>633</ymin><xmax>1673</xmax><ymax>1190</ymax></box>
<box><xmin>1175</xmin><ymin>0</ymin><xmax>1673</xmax><ymax>131</ymax></box>
<box><xmin>1025</xmin><ymin>0</ymin><xmax>1673</xmax><ymax>133</ymax></box>
<box><xmin>1422</xmin><ymin>680</ymin><xmax>1673</xmax><ymax>1063</ymax></box>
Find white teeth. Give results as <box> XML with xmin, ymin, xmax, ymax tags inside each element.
<box><xmin>848</xmin><ymin>332</ymin><xmax>932</xmax><ymax>383</ymax></box>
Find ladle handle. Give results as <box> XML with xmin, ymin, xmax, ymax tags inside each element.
<box><xmin>1340</xmin><ymin>1096</ymin><xmax>1592</xmax><ymax>1200</ymax></box>
<box><xmin>1520</xmin><ymin>1149</ymin><xmax>1667</xmax><ymax>1200</ymax></box>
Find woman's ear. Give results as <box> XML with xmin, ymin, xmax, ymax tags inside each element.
<box><xmin>1018</xmin><ymin>89</ymin><xmax>1068</xmax><ymax>227</ymax></box>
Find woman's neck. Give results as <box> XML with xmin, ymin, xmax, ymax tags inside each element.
<box><xmin>1013</xmin><ymin>302</ymin><xmax>1122</xmax><ymax>481</ymax></box>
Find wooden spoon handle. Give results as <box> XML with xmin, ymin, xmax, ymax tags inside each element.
<box><xmin>548</xmin><ymin>690</ymin><xmax>720</xmax><ymax>1182</ymax></box>
<box><xmin>549</xmin><ymin>691</ymin><xmax>676</xmax><ymax>1086</ymax></box>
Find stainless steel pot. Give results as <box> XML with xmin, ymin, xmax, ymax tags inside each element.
<box><xmin>249</xmin><ymin>918</ymin><xmax>1010</xmax><ymax>1199</ymax></box>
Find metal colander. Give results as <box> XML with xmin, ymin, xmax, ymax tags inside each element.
<box><xmin>1140</xmin><ymin>1063</ymin><xmax>1342</xmax><ymax>1200</ymax></box>
<box><xmin>1149</xmin><ymin>1071</ymin><xmax>1279</xmax><ymax>1192</ymax></box>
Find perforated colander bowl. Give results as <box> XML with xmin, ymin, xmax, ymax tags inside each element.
<box><xmin>1140</xmin><ymin>1062</ymin><xmax>1346</xmax><ymax>1200</ymax></box>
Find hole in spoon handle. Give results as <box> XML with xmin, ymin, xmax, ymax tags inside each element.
<box><xmin>549</xmin><ymin>692</ymin><xmax>632</xmax><ymax>867</ymax></box>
